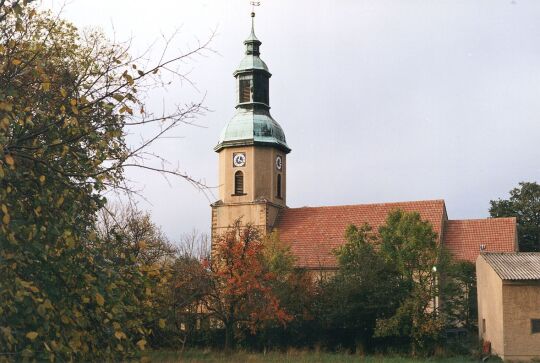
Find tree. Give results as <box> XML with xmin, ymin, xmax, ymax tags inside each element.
<box><xmin>96</xmin><ymin>204</ymin><xmax>177</xmax><ymax>266</ymax></box>
<box><xmin>318</xmin><ymin>224</ymin><xmax>403</xmax><ymax>351</ymax></box>
<box><xmin>255</xmin><ymin>231</ymin><xmax>315</xmax><ymax>349</ymax></box>
<box><xmin>0</xmin><ymin>0</ymin><xmax>32</xmax><ymax>23</ymax></box>
<box><xmin>203</xmin><ymin>221</ymin><xmax>291</xmax><ymax>350</ymax></box>
<box><xmin>0</xmin><ymin>5</ymin><xmax>209</xmax><ymax>361</ymax></box>
<box><xmin>375</xmin><ymin>210</ymin><xmax>449</xmax><ymax>355</ymax></box>
<box><xmin>161</xmin><ymin>231</ymin><xmax>210</xmax><ymax>351</ymax></box>
<box><xmin>444</xmin><ymin>261</ymin><xmax>477</xmax><ymax>331</ymax></box>
<box><xmin>490</xmin><ymin>181</ymin><xmax>540</xmax><ymax>252</ymax></box>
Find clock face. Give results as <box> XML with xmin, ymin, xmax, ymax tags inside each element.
<box><xmin>275</xmin><ymin>155</ymin><xmax>283</xmax><ymax>170</ymax></box>
<box><xmin>233</xmin><ymin>152</ymin><xmax>246</xmax><ymax>167</ymax></box>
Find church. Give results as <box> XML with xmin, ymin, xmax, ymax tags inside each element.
<box><xmin>210</xmin><ymin>13</ymin><xmax>517</xmax><ymax>270</ymax></box>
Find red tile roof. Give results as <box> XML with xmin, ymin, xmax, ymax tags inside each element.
<box><xmin>274</xmin><ymin>200</ymin><xmax>447</xmax><ymax>269</ymax></box>
<box><xmin>274</xmin><ymin>200</ymin><xmax>517</xmax><ymax>269</ymax></box>
<box><xmin>444</xmin><ymin>218</ymin><xmax>517</xmax><ymax>263</ymax></box>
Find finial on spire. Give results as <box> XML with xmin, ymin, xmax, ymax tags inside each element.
<box><xmin>250</xmin><ymin>1</ymin><xmax>260</xmax><ymax>30</ymax></box>
<box><xmin>244</xmin><ymin>1</ymin><xmax>262</xmax><ymax>55</ymax></box>
<box><xmin>250</xmin><ymin>1</ymin><xmax>260</xmax><ymax>13</ymax></box>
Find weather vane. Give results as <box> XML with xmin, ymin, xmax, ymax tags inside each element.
<box><xmin>250</xmin><ymin>1</ymin><xmax>261</xmax><ymax>17</ymax></box>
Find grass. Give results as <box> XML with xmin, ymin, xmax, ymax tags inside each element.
<box><xmin>146</xmin><ymin>349</ymin><xmax>479</xmax><ymax>363</ymax></box>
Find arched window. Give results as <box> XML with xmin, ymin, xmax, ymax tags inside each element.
<box><xmin>234</xmin><ymin>171</ymin><xmax>244</xmax><ymax>195</ymax></box>
<box><xmin>277</xmin><ymin>174</ymin><xmax>282</xmax><ymax>198</ymax></box>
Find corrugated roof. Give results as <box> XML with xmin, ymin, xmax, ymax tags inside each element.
<box><xmin>481</xmin><ymin>253</ymin><xmax>540</xmax><ymax>280</ymax></box>
<box><xmin>444</xmin><ymin>218</ymin><xmax>516</xmax><ymax>262</ymax></box>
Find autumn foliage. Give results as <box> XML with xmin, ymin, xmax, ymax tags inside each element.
<box><xmin>202</xmin><ymin>221</ymin><xmax>291</xmax><ymax>350</ymax></box>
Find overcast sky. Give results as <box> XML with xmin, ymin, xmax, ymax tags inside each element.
<box><xmin>44</xmin><ymin>0</ymin><xmax>540</xmax><ymax>241</ymax></box>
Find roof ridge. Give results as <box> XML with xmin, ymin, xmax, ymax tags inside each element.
<box><xmin>287</xmin><ymin>199</ymin><xmax>446</xmax><ymax>211</ymax></box>
<box><xmin>448</xmin><ymin>217</ymin><xmax>517</xmax><ymax>223</ymax></box>
<box><xmin>483</xmin><ymin>252</ymin><xmax>540</xmax><ymax>255</ymax></box>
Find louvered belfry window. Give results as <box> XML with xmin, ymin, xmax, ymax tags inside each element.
<box><xmin>239</xmin><ymin>79</ymin><xmax>251</xmax><ymax>103</ymax></box>
<box><xmin>234</xmin><ymin>171</ymin><xmax>244</xmax><ymax>195</ymax></box>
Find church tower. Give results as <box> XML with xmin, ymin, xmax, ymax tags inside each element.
<box><xmin>211</xmin><ymin>12</ymin><xmax>290</xmax><ymax>239</ymax></box>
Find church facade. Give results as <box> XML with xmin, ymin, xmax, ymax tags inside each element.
<box><xmin>211</xmin><ymin>16</ymin><xmax>517</xmax><ymax>269</ymax></box>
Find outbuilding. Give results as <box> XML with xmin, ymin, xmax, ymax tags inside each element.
<box><xmin>477</xmin><ymin>253</ymin><xmax>540</xmax><ymax>361</ymax></box>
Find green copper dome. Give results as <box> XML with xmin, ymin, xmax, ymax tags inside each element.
<box><xmin>235</xmin><ymin>55</ymin><xmax>269</xmax><ymax>74</ymax></box>
<box><xmin>215</xmin><ymin>13</ymin><xmax>290</xmax><ymax>154</ymax></box>
<box><xmin>214</xmin><ymin>108</ymin><xmax>290</xmax><ymax>152</ymax></box>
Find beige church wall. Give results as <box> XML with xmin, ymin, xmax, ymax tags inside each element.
<box><xmin>218</xmin><ymin>146</ymin><xmax>287</xmax><ymax>207</ymax></box>
<box><xmin>252</xmin><ymin>147</ymin><xmax>286</xmax><ymax>206</ymax></box>
<box><xmin>212</xmin><ymin>202</ymin><xmax>268</xmax><ymax>238</ymax></box>
<box><xmin>476</xmin><ymin>256</ymin><xmax>505</xmax><ymax>358</ymax></box>
<box><xmin>253</xmin><ymin>147</ymin><xmax>272</xmax><ymax>201</ymax></box>
<box><xmin>502</xmin><ymin>282</ymin><xmax>540</xmax><ymax>361</ymax></box>
<box><xmin>218</xmin><ymin>146</ymin><xmax>255</xmax><ymax>203</ymax></box>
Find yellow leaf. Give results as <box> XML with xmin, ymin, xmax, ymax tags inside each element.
<box><xmin>136</xmin><ymin>339</ymin><xmax>147</xmax><ymax>350</ymax></box>
<box><xmin>11</xmin><ymin>59</ymin><xmax>22</xmax><ymax>66</ymax></box>
<box><xmin>0</xmin><ymin>102</ymin><xmax>12</xmax><ymax>111</ymax></box>
<box><xmin>159</xmin><ymin>319</ymin><xmax>166</xmax><ymax>329</ymax></box>
<box><xmin>2</xmin><ymin>213</ymin><xmax>10</xmax><ymax>225</ymax></box>
<box><xmin>1</xmin><ymin>204</ymin><xmax>7</xmax><ymax>214</ymax></box>
<box><xmin>0</xmin><ymin>117</ymin><xmax>9</xmax><ymax>129</ymax></box>
<box><xmin>95</xmin><ymin>292</ymin><xmax>105</xmax><ymax>306</ymax></box>
<box><xmin>5</xmin><ymin>154</ymin><xmax>14</xmax><ymax>166</ymax></box>
<box><xmin>26</xmin><ymin>332</ymin><xmax>38</xmax><ymax>340</ymax></box>
<box><xmin>42</xmin><ymin>82</ymin><xmax>50</xmax><ymax>91</ymax></box>
<box><xmin>60</xmin><ymin>88</ymin><xmax>67</xmax><ymax>97</ymax></box>
<box><xmin>138</xmin><ymin>240</ymin><xmax>147</xmax><ymax>250</ymax></box>
<box><xmin>123</xmin><ymin>72</ymin><xmax>134</xmax><ymax>85</ymax></box>
<box><xmin>39</xmin><ymin>175</ymin><xmax>45</xmax><ymax>183</ymax></box>
<box><xmin>56</xmin><ymin>196</ymin><xmax>64</xmax><ymax>207</ymax></box>
<box><xmin>114</xmin><ymin>331</ymin><xmax>126</xmax><ymax>340</ymax></box>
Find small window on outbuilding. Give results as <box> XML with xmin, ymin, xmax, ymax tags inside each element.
<box><xmin>276</xmin><ymin>174</ymin><xmax>282</xmax><ymax>198</ymax></box>
<box><xmin>532</xmin><ymin>319</ymin><xmax>540</xmax><ymax>334</ymax></box>
<box><xmin>234</xmin><ymin>171</ymin><xmax>244</xmax><ymax>195</ymax></box>
<box><xmin>482</xmin><ymin>319</ymin><xmax>486</xmax><ymax>334</ymax></box>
